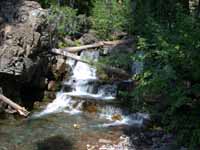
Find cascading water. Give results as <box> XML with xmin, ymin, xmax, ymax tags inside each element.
<box><xmin>0</xmin><ymin>49</ymin><xmax>150</xmax><ymax>150</ymax></box>
<box><xmin>100</xmin><ymin>105</ymin><xmax>149</xmax><ymax>127</ymax></box>
<box><xmin>34</xmin><ymin>50</ymin><xmax>112</xmax><ymax>116</ymax></box>
<box><xmin>34</xmin><ymin>50</ymin><xmax>149</xmax><ymax>127</ymax></box>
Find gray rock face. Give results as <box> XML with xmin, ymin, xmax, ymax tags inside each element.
<box><xmin>0</xmin><ymin>0</ymin><xmax>49</xmax><ymax>75</ymax></box>
<box><xmin>0</xmin><ymin>0</ymin><xmax>55</xmax><ymax>109</ymax></box>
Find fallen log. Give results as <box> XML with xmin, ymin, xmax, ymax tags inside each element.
<box><xmin>60</xmin><ymin>39</ymin><xmax>133</xmax><ymax>53</ymax></box>
<box><xmin>0</xmin><ymin>94</ymin><xmax>30</xmax><ymax>116</ymax></box>
<box><xmin>51</xmin><ymin>49</ymin><xmax>130</xmax><ymax>78</ymax></box>
<box><xmin>51</xmin><ymin>48</ymin><xmax>89</xmax><ymax>64</ymax></box>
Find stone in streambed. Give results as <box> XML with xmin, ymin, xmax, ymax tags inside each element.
<box><xmin>73</xmin><ymin>124</ymin><xmax>80</xmax><ymax>129</ymax></box>
<box><xmin>98</xmin><ymin>139</ymin><xmax>112</xmax><ymax>144</ymax></box>
<box><xmin>111</xmin><ymin>114</ymin><xmax>122</xmax><ymax>121</ymax></box>
<box><xmin>84</xmin><ymin>105</ymin><xmax>98</xmax><ymax>113</ymax></box>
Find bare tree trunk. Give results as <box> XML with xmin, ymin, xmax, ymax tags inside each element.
<box><xmin>181</xmin><ymin>0</ymin><xmax>190</xmax><ymax>13</ymax></box>
<box><xmin>132</xmin><ymin>0</ymin><xmax>137</xmax><ymax>15</ymax></box>
<box><xmin>197</xmin><ymin>0</ymin><xmax>200</xmax><ymax>17</ymax></box>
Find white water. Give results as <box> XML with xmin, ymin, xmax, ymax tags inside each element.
<box><xmin>34</xmin><ymin>50</ymin><xmax>149</xmax><ymax>127</ymax></box>
<box><xmin>73</xmin><ymin>62</ymin><xmax>96</xmax><ymax>80</ymax></box>
<box><xmin>35</xmin><ymin>50</ymin><xmax>114</xmax><ymax>117</ymax></box>
<box><xmin>99</xmin><ymin>106</ymin><xmax>150</xmax><ymax>127</ymax></box>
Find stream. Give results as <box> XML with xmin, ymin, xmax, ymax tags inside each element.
<box><xmin>0</xmin><ymin>50</ymin><xmax>149</xmax><ymax>150</ymax></box>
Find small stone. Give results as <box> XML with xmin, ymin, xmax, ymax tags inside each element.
<box><xmin>73</xmin><ymin>124</ymin><xmax>80</xmax><ymax>129</ymax></box>
<box><xmin>98</xmin><ymin>139</ymin><xmax>112</xmax><ymax>144</ymax></box>
<box><xmin>111</xmin><ymin>114</ymin><xmax>122</xmax><ymax>121</ymax></box>
<box><xmin>85</xmin><ymin>105</ymin><xmax>97</xmax><ymax>113</ymax></box>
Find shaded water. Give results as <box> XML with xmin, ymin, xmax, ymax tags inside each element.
<box><xmin>0</xmin><ymin>112</ymin><xmax>125</xmax><ymax>150</ymax></box>
<box><xmin>0</xmin><ymin>50</ymin><xmax>148</xmax><ymax>150</ymax></box>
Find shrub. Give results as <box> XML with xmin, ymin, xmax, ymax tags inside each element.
<box><xmin>132</xmin><ymin>11</ymin><xmax>200</xmax><ymax>148</ymax></box>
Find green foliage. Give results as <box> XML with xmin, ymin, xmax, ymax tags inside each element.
<box><xmin>48</xmin><ymin>5</ymin><xmax>89</xmax><ymax>36</ymax></box>
<box><xmin>37</xmin><ymin>0</ymin><xmax>57</xmax><ymax>8</ymax></box>
<box><xmin>99</xmin><ymin>51</ymin><xmax>133</xmax><ymax>71</ymax></box>
<box><xmin>91</xmin><ymin>0</ymin><xmax>133</xmax><ymax>39</ymax></box>
<box><xmin>95</xmin><ymin>50</ymin><xmax>133</xmax><ymax>81</ymax></box>
<box><xmin>38</xmin><ymin>0</ymin><xmax>92</xmax><ymax>15</ymax></box>
<box><xmin>131</xmin><ymin>8</ymin><xmax>200</xmax><ymax>148</ymax></box>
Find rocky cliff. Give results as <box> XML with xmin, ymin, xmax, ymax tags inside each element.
<box><xmin>0</xmin><ymin>0</ymin><xmax>55</xmax><ymax>109</ymax></box>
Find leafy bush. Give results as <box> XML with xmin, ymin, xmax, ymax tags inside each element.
<box><xmin>91</xmin><ymin>0</ymin><xmax>133</xmax><ymax>39</ymax></box>
<box><xmin>131</xmin><ymin>10</ymin><xmax>200</xmax><ymax>148</ymax></box>
<box><xmin>37</xmin><ymin>0</ymin><xmax>57</xmax><ymax>8</ymax></box>
<box><xmin>99</xmin><ymin>51</ymin><xmax>133</xmax><ymax>71</ymax></box>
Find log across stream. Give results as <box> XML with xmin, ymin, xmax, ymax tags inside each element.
<box><xmin>51</xmin><ymin>39</ymin><xmax>133</xmax><ymax>80</ymax></box>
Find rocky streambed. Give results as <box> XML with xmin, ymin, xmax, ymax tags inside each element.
<box><xmin>0</xmin><ymin>49</ymin><xmax>180</xmax><ymax>150</ymax></box>
<box><xmin>0</xmin><ymin>1</ymin><xmax>187</xmax><ymax>150</ymax></box>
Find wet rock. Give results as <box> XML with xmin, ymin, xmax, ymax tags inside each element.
<box><xmin>63</xmin><ymin>36</ymin><xmax>76</xmax><ymax>46</ymax></box>
<box><xmin>0</xmin><ymin>101</ymin><xmax>6</xmax><ymax>114</ymax></box>
<box><xmin>37</xmin><ymin>135</ymin><xmax>73</xmax><ymax>150</ymax></box>
<box><xmin>0</xmin><ymin>87</ymin><xmax>3</xmax><ymax>113</ymax></box>
<box><xmin>117</xmin><ymin>80</ymin><xmax>134</xmax><ymax>96</ymax></box>
<box><xmin>180</xmin><ymin>147</ymin><xmax>188</xmax><ymax>150</ymax></box>
<box><xmin>52</xmin><ymin>57</ymin><xmax>71</xmax><ymax>81</ymax></box>
<box><xmin>0</xmin><ymin>87</ymin><xmax>2</xmax><ymax>94</ymax></box>
<box><xmin>79</xmin><ymin>30</ymin><xmax>98</xmax><ymax>45</ymax></box>
<box><xmin>87</xmin><ymin>135</ymin><xmax>134</xmax><ymax>150</ymax></box>
<box><xmin>84</xmin><ymin>104</ymin><xmax>98</xmax><ymax>113</ymax></box>
<box><xmin>44</xmin><ymin>91</ymin><xmax>56</xmax><ymax>100</ymax></box>
<box><xmin>47</xmin><ymin>80</ymin><xmax>56</xmax><ymax>91</ymax></box>
<box><xmin>98</xmin><ymin>84</ymin><xmax>117</xmax><ymax>97</ymax></box>
<box><xmin>161</xmin><ymin>134</ymin><xmax>174</xmax><ymax>143</ymax></box>
<box><xmin>154</xmin><ymin>144</ymin><xmax>178</xmax><ymax>150</ymax></box>
<box><xmin>111</xmin><ymin>114</ymin><xmax>122</xmax><ymax>121</ymax></box>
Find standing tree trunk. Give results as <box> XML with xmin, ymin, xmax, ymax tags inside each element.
<box><xmin>180</xmin><ymin>0</ymin><xmax>190</xmax><ymax>13</ymax></box>
<box><xmin>197</xmin><ymin>0</ymin><xmax>200</xmax><ymax>17</ymax></box>
<box><xmin>132</xmin><ymin>0</ymin><xmax>137</xmax><ymax>15</ymax></box>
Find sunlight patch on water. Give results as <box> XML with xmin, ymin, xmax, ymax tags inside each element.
<box><xmin>99</xmin><ymin>106</ymin><xmax>150</xmax><ymax>127</ymax></box>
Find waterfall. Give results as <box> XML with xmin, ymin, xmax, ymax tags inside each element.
<box><xmin>34</xmin><ymin>50</ymin><xmax>149</xmax><ymax>127</ymax></box>
<box><xmin>35</xmin><ymin>50</ymin><xmax>115</xmax><ymax>116</ymax></box>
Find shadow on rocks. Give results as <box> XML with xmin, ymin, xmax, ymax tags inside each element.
<box><xmin>37</xmin><ymin>135</ymin><xmax>73</xmax><ymax>150</ymax></box>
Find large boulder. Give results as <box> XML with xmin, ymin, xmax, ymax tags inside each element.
<box><xmin>0</xmin><ymin>0</ymin><xmax>55</xmax><ymax>109</ymax></box>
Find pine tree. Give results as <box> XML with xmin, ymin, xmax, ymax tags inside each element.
<box><xmin>92</xmin><ymin>0</ymin><xmax>133</xmax><ymax>39</ymax></box>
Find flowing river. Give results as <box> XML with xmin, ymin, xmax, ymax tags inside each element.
<box><xmin>0</xmin><ymin>50</ymin><xmax>149</xmax><ymax>150</ymax></box>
